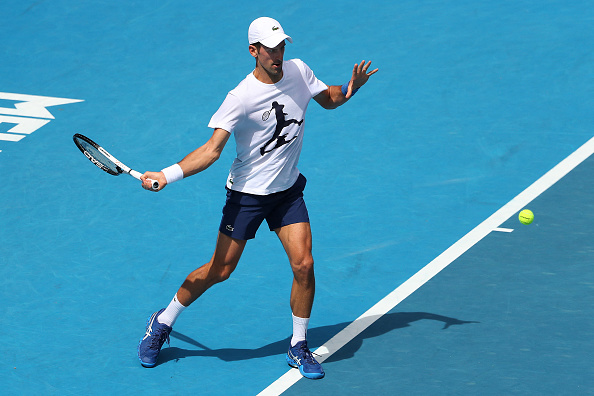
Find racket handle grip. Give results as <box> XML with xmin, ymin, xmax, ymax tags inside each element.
<box><xmin>130</xmin><ymin>170</ymin><xmax>159</xmax><ymax>191</ymax></box>
<box><xmin>148</xmin><ymin>179</ymin><xmax>160</xmax><ymax>191</ymax></box>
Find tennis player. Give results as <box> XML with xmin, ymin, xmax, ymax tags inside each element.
<box><xmin>138</xmin><ymin>16</ymin><xmax>377</xmax><ymax>379</ymax></box>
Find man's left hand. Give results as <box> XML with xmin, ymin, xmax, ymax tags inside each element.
<box><xmin>346</xmin><ymin>60</ymin><xmax>378</xmax><ymax>98</ymax></box>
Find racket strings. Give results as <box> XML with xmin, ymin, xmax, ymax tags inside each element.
<box><xmin>76</xmin><ymin>138</ymin><xmax>120</xmax><ymax>174</ymax></box>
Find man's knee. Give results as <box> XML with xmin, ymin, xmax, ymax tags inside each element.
<box><xmin>291</xmin><ymin>255</ymin><xmax>315</xmax><ymax>279</ymax></box>
<box><xmin>209</xmin><ymin>257</ymin><xmax>239</xmax><ymax>284</ymax></box>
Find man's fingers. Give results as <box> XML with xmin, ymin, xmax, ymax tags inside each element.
<box><xmin>362</xmin><ymin>61</ymin><xmax>378</xmax><ymax>75</ymax></box>
<box><xmin>362</xmin><ymin>60</ymin><xmax>370</xmax><ymax>73</ymax></box>
<box><xmin>355</xmin><ymin>60</ymin><xmax>378</xmax><ymax>77</ymax></box>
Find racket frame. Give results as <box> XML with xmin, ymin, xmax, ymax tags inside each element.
<box><xmin>73</xmin><ymin>133</ymin><xmax>159</xmax><ymax>190</ymax></box>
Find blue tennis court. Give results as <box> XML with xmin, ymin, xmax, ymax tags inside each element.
<box><xmin>1</xmin><ymin>1</ymin><xmax>593</xmax><ymax>394</ymax></box>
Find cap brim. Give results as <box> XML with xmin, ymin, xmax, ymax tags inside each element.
<box><xmin>259</xmin><ymin>33</ymin><xmax>292</xmax><ymax>48</ymax></box>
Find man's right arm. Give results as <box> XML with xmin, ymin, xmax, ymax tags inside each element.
<box><xmin>178</xmin><ymin>128</ymin><xmax>231</xmax><ymax>177</ymax></box>
<box><xmin>141</xmin><ymin>128</ymin><xmax>231</xmax><ymax>191</ymax></box>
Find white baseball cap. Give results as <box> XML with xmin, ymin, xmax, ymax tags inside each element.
<box><xmin>248</xmin><ymin>17</ymin><xmax>293</xmax><ymax>48</ymax></box>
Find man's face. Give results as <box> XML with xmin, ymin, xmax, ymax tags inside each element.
<box><xmin>251</xmin><ymin>41</ymin><xmax>286</xmax><ymax>81</ymax></box>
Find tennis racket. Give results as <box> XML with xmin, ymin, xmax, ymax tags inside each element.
<box><xmin>73</xmin><ymin>133</ymin><xmax>159</xmax><ymax>190</ymax></box>
<box><xmin>262</xmin><ymin>106</ymin><xmax>273</xmax><ymax>121</ymax></box>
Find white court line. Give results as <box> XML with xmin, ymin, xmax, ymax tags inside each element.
<box><xmin>493</xmin><ymin>227</ymin><xmax>514</xmax><ymax>233</ymax></box>
<box><xmin>257</xmin><ymin>136</ymin><xmax>594</xmax><ymax>396</ymax></box>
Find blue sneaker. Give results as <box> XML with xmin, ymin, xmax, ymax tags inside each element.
<box><xmin>286</xmin><ymin>340</ymin><xmax>325</xmax><ymax>379</ymax></box>
<box><xmin>138</xmin><ymin>309</ymin><xmax>171</xmax><ymax>368</ymax></box>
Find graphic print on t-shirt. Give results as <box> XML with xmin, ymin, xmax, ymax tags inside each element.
<box><xmin>260</xmin><ymin>101</ymin><xmax>304</xmax><ymax>156</ymax></box>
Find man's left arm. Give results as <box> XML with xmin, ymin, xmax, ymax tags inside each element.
<box><xmin>314</xmin><ymin>60</ymin><xmax>378</xmax><ymax>110</ymax></box>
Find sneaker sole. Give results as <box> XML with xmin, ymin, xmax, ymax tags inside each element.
<box><xmin>139</xmin><ymin>359</ymin><xmax>156</xmax><ymax>368</ymax></box>
<box><xmin>286</xmin><ymin>354</ymin><xmax>325</xmax><ymax>380</ymax></box>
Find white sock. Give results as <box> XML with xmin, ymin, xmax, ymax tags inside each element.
<box><xmin>291</xmin><ymin>314</ymin><xmax>310</xmax><ymax>347</ymax></box>
<box><xmin>157</xmin><ymin>294</ymin><xmax>187</xmax><ymax>327</ymax></box>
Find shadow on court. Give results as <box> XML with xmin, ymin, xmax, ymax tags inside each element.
<box><xmin>158</xmin><ymin>312</ymin><xmax>478</xmax><ymax>366</ymax></box>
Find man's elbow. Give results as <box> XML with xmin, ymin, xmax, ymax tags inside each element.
<box><xmin>318</xmin><ymin>98</ymin><xmax>341</xmax><ymax>110</ymax></box>
<box><xmin>209</xmin><ymin>149</ymin><xmax>222</xmax><ymax>164</ymax></box>
<box><xmin>203</xmin><ymin>142</ymin><xmax>223</xmax><ymax>166</ymax></box>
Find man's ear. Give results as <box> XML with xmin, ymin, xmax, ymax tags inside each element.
<box><xmin>249</xmin><ymin>44</ymin><xmax>259</xmax><ymax>59</ymax></box>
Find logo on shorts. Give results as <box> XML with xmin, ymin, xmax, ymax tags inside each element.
<box><xmin>226</xmin><ymin>225</ymin><xmax>234</xmax><ymax>232</ymax></box>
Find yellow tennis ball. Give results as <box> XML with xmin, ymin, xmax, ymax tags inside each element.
<box><xmin>519</xmin><ymin>209</ymin><xmax>534</xmax><ymax>225</ymax></box>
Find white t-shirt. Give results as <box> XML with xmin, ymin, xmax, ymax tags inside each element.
<box><xmin>208</xmin><ymin>59</ymin><xmax>328</xmax><ymax>195</ymax></box>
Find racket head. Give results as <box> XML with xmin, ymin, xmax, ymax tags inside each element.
<box><xmin>73</xmin><ymin>133</ymin><xmax>122</xmax><ymax>176</ymax></box>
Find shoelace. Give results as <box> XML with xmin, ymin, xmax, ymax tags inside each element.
<box><xmin>149</xmin><ymin>327</ymin><xmax>170</xmax><ymax>350</ymax></box>
<box><xmin>297</xmin><ymin>343</ymin><xmax>319</xmax><ymax>365</ymax></box>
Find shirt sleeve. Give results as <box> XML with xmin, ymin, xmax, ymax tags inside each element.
<box><xmin>208</xmin><ymin>93</ymin><xmax>245</xmax><ymax>134</ymax></box>
<box><xmin>293</xmin><ymin>59</ymin><xmax>328</xmax><ymax>97</ymax></box>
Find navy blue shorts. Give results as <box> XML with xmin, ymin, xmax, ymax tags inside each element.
<box><xmin>219</xmin><ymin>174</ymin><xmax>309</xmax><ymax>240</ymax></box>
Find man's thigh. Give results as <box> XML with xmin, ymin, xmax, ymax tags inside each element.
<box><xmin>274</xmin><ymin>222</ymin><xmax>313</xmax><ymax>264</ymax></box>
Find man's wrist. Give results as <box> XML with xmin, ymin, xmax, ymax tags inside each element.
<box><xmin>161</xmin><ymin>163</ymin><xmax>184</xmax><ymax>184</ymax></box>
<box><xmin>341</xmin><ymin>81</ymin><xmax>360</xmax><ymax>97</ymax></box>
